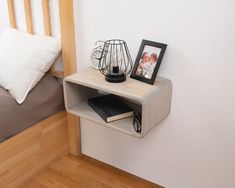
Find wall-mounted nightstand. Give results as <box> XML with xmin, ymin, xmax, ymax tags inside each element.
<box><xmin>64</xmin><ymin>68</ymin><xmax>172</xmax><ymax>138</ymax></box>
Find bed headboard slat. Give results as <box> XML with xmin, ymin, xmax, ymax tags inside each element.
<box><xmin>7</xmin><ymin>0</ymin><xmax>17</xmax><ymax>28</ymax></box>
<box><xmin>59</xmin><ymin>0</ymin><xmax>77</xmax><ymax>76</ymax></box>
<box><xmin>41</xmin><ymin>0</ymin><xmax>62</xmax><ymax>78</ymax></box>
<box><xmin>42</xmin><ymin>0</ymin><xmax>52</xmax><ymax>36</ymax></box>
<box><xmin>24</xmin><ymin>0</ymin><xmax>34</xmax><ymax>34</ymax></box>
<box><xmin>6</xmin><ymin>0</ymin><xmax>77</xmax><ymax>78</ymax></box>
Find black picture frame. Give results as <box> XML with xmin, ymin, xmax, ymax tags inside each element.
<box><xmin>130</xmin><ymin>39</ymin><xmax>167</xmax><ymax>85</ymax></box>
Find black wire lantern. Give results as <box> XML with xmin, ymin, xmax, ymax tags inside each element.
<box><xmin>98</xmin><ymin>39</ymin><xmax>133</xmax><ymax>83</ymax></box>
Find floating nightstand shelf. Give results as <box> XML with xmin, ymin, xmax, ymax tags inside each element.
<box><xmin>64</xmin><ymin>68</ymin><xmax>172</xmax><ymax>138</ymax></box>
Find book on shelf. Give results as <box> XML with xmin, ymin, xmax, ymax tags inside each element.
<box><xmin>87</xmin><ymin>94</ymin><xmax>133</xmax><ymax>123</ymax></box>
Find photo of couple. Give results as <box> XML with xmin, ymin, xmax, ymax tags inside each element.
<box><xmin>135</xmin><ymin>46</ymin><xmax>161</xmax><ymax>79</ymax></box>
<box><xmin>131</xmin><ymin>40</ymin><xmax>167</xmax><ymax>84</ymax></box>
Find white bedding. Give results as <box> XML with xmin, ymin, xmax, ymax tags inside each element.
<box><xmin>0</xmin><ymin>28</ymin><xmax>61</xmax><ymax>103</ymax></box>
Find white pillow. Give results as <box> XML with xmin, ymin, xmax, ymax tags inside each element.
<box><xmin>0</xmin><ymin>28</ymin><xmax>61</xmax><ymax>104</ymax></box>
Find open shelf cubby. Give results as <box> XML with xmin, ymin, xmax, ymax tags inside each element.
<box><xmin>64</xmin><ymin>68</ymin><xmax>172</xmax><ymax>138</ymax></box>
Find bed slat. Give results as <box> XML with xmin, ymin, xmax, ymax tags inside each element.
<box><xmin>42</xmin><ymin>0</ymin><xmax>64</xmax><ymax>78</ymax></box>
<box><xmin>7</xmin><ymin>0</ymin><xmax>17</xmax><ymax>28</ymax></box>
<box><xmin>42</xmin><ymin>0</ymin><xmax>52</xmax><ymax>36</ymax></box>
<box><xmin>24</xmin><ymin>0</ymin><xmax>34</xmax><ymax>33</ymax></box>
<box><xmin>59</xmin><ymin>0</ymin><xmax>77</xmax><ymax>77</ymax></box>
<box><xmin>59</xmin><ymin>0</ymin><xmax>80</xmax><ymax>156</ymax></box>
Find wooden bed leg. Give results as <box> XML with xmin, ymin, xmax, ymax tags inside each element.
<box><xmin>67</xmin><ymin>113</ymin><xmax>81</xmax><ymax>156</ymax></box>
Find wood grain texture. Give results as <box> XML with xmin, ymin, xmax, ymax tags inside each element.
<box><xmin>7</xmin><ymin>0</ymin><xmax>17</xmax><ymax>28</ymax></box>
<box><xmin>67</xmin><ymin>113</ymin><xmax>81</xmax><ymax>156</ymax></box>
<box><xmin>59</xmin><ymin>0</ymin><xmax>77</xmax><ymax>77</ymax></box>
<box><xmin>59</xmin><ymin>0</ymin><xmax>80</xmax><ymax>156</ymax></box>
<box><xmin>50</xmin><ymin>67</ymin><xmax>64</xmax><ymax>78</ymax></box>
<box><xmin>42</xmin><ymin>0</ymin><xmax>51</xmax><ymax>36</ymax></box>
<box><xmin>19</xmin><ymin>154</ymin><xmax>163</xmax><ymax>188</ymax></box>
<box><xmin>24</xmin><ymin>0</ymin><xmax>34</xmax><ymax>33</ymax></box>
<box><xmin>64</xmin><ymin>68</ymin><xmax>172</xmax><ymax>138</ymax></box>
<box><xmin>3</xmin><ymin>1</ymin><xmax>81</xmax><ymax>187</ymax></box>
<box><xmin>0</xmin><ymin>111</ymin><xmax>69</xmax><ymax>188</ymax></box>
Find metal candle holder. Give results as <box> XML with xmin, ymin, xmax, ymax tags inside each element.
<box><xmin>98</xmin><ymin>39</ymin><xmax>133</xmax><ymax>83</ymax></box>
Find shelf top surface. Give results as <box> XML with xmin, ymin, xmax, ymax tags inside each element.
<box><xmin>65</xmin><ymin>68</ymin><xmax>172</xmax><ymax>101</ymax></box>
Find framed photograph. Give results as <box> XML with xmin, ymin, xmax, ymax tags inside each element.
<box><xmin>130</xmin><ymin>40</ymin><xmax>167</xmax><ymax>85</ymax></box>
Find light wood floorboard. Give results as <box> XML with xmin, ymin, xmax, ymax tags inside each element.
<box><xmin>18</xmin><ymin>154</ymin><xmax>163</xmax><ymax>188</ymax></box>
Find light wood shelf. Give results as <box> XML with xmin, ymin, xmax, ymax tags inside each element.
<box><xmin>64</xmin><ymin>68</ymin><xmax>172</xmax><ymax>138</ymax></box>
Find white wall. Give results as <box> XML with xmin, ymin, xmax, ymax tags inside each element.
<box><xmin>0</xmin><ymin>0</ymin><xmax>234</xmax><ymax>187</ymax></box>
<box><xmin>73</xmin><ymin>0</ymin><xmax>235</xmax><ymax>188</ymax></box>
<box><xmin>0</xmin><ymin>0</ymin><xmax>9</xmax><ymax>33</ymax></box>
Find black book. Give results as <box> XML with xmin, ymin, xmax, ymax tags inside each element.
<box><xmin>88</xmin><ymin>94</ymin><xmax>133</xmax><ymax>123</ymax></box>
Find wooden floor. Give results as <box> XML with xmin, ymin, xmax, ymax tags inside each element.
<box><xmin>18</xmin><ymin>154</ymin><xmax>163</xmax><ymax>188</ymax></box>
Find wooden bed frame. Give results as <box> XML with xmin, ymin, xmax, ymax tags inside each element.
<box><xmin>0</xmin><ymin>1</ymin><xmax>80</xmax><ymax>187</ymax></box>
